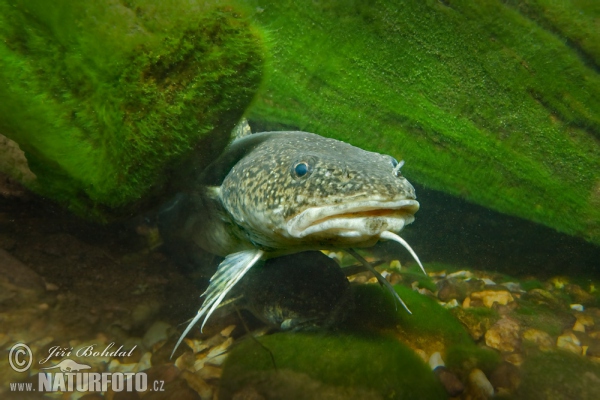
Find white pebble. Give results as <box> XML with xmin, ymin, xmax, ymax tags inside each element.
<box><xmin>428</xmin><ymin>352</ymin><xmax>445</xmax><ymax>370</ymax></box>
<box><xmin>570</xmin><ymin>304</ymin><xmax>584</xmax><ymax>311</ymax></box>
<box><xmin>444</xmin><ymin>299</ymin><xmax>459</xmax><ymax>309</ymax></box>
<box><xmin>469</xmin><ymin>368</ymin><xmax>494</xmax><ymax>398</ymax></box>
<box><xmin>447</xmin><ymin>270</ymin><xmax>473</xmax><ymax>279</ymax></box>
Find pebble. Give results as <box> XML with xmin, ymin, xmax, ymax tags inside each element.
<box><xmin>0</xmin><ymin>248</ymin><xmax>46</xmax><ymax>303</ymax></box>
<box><xmin>489</xmin><ymin>362</ymin><xmax>520</xmax><ymax>394</ymax></box>
<box><xmin>182</xmin><ymin>370</ymin><xmax>213</xmax><ymax>400</ymax></box>
<box><xmin>434</xmin><ymin>366</ymin><xmax>464</xmax><ymax>397</ymax></box>
<box><xmin>485</xmin><ymin>318</ymin><xmax>520</xmax><ymax>352</ymax></box>
<box><xmin>443</xmin><ymin>299</ymin><xmax>459</xmax><ymax>309</ymax></box>
<box><xmin>469</xmin><ymin>368</ymin><xmax>494</xmax><ymax>398</ymax></box>
<box><xmin>481</xmin><ymin>278</ymin><xmax>496</xmax><ymax>286</ymax></box>
<box><xmin>557</xmin><ymin>332</ymin><xmax>582</xmax><ymax>354</ymax></box>
<box><xmin>389</xmin><ymin>260</ymin><xmax>401</xmax><ymax>270</ymax></box>
<box><xmin>575</xmin><ymin>313</ymin><xmax>595</xmax><ymax>327</ymax></box>
<box><xmin>142</xmin><ymin>321</ymin><xmax>172</xmax><ymax>349</ymax></box>
<box><xmin>471</xmin><ymin>290</ymin><xmax>514</xmax><ymax>308</ymax></box>
<box><xmin>447</xmin><ymin>270</ymin><xmax>473</xmax><ymax>279</ymax></box>
<box><xmin>573</xmin><ymin>320</ymin><xmax>586</xmax><ymax>332</ymax></box>
<box><xmin>428</xmin><ymin>351</ymin><xmax>445</xmax><ymax>370</ymax></box>
<box><xmin>522</xmin><ymin>328</ymin><xmax>554</xmax><ymax>351</ymax></box>
<box><xmin>500</xmin><ymin>282</ymin><xmax>523</xmax><ymax>292</ymax></box>
<box><xmin>571</xmin><ymin>304</ymin><xmax>585</xmax><ymax>312</ymax></box>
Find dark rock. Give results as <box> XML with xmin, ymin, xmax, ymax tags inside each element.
<box><xmin>489</xmin><ymin>362</ymin><xmax>520</xmax><ymax>393</ymax></box>
<box><xmin>0</xmin><ymin>248</ymin><xmax>45</xmax><ymax>305</ymax></box>
<box><xmin>434</xmin><ymin>366</ymin><xmax>464</xmax><ymax>397</ymax></box>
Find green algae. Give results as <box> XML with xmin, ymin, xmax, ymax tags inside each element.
<box><xmin>518</xmin><ymin>350</ymin><xmax>600</xmax><ymax>400</ymax></box>
<box><xmin>349</xmin><ymin>284</ymin><xmax>473</xmax><ymax>347</ymax></box>
<box><xmin>244</xmin><ymin>0</ymin><xmax>600</xmax><ymax>244</ymax></box>
<box><xmin>445</xmin><ymin>344</ymin><xmax>501</xmax><ymax>375</ymax></box>
<box><xmin>0</xmin><ymin>0</ymin><xmax>265</xmax><ymax>219</ymax></box>
<box><xmin>220</xmin><ymin>332</ymin><xmax>446</xmax><ymax>400</ymax></box>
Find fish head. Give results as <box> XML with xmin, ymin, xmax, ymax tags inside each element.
<box><xmin>220</xmin><ymin>132</ymin><xmax>419</xmax><ymax>250</ymax></box>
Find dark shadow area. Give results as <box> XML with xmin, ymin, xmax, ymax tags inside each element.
<box><xmin>385</xmin><ymin>183</ymin><xmax>600</xmax><ymax>279</ymax></box>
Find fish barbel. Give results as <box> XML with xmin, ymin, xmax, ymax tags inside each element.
<box><xmin>159</xmin><ymin>123</ymin><xmax>425</xmax><ymax>356</ymax></box>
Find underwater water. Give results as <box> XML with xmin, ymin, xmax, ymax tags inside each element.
<box><xmin>1</xmin><ymin>1</ymin><xmax>600</xmax><ymax>400</ymax></box>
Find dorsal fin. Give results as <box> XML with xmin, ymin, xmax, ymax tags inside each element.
<box><xmin>231</xmin><ymin>119</ymin><xmax>252</xmax><ymax>141</ymax></box>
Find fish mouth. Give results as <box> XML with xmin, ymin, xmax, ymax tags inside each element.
<box><xmin>286</xmin><ymin>199</ymin><xmax>419</xmax><ymax>239</ymax></box>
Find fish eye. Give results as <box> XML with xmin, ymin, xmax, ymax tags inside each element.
<box><xmin>293</xmin><ymin>162</ymin><xmax>309</xmax><ymax>178</ymax></box>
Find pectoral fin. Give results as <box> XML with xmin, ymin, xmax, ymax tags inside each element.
<box><xmin>171</xmin><ymin>249</ymin><xmax>264</xmax><ymax>358</ymax></box>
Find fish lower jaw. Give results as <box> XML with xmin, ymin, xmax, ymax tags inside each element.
<box><xmin>285</xmin><ymin>200</ymin><xmax>418</xmax><ymax>240</ymax></box>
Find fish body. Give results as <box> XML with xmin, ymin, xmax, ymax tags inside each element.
<box><xmin>159</xmin><ymin>126</ymin><xmax>423</xmax><ymax>354</ymax></box>
<box><xmin>163</xmin><ymin>131</ymin><xmax>418</xmax><ymax>256</ymax></box>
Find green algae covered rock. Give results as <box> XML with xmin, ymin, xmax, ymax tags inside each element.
<box><xmin>220</xmin><ymin>332</ymin><xmax>446</xmax><ymax>400</ymax></box>
<box><xmin>518</xmin><ymin>350</ymin><xmax>600</xmax><ymax>400</ymax></box>
<box><xmin>244</xmin><ymin>0</ymin><xmax>600</xmax><ymax>245</ymax></box>
<box><xmin>0</xmin><ymin>0</ymin><xmax>264</xmax><ymax>219</ymax></box>
<box><xmin>350</xmin><ymin>284</ymin><xmax>500</xmax><ymax>373</ymax></box>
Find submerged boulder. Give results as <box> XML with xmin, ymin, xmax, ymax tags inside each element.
<box><xmin>220</xmin><ymin>332</ymin><xmax>446</xmax><ymax>400</ymax></box>
<box><xmin>245</xmin><ymin>0</ymin><xmax>600</xmax><ymax>245</ymax></box>
<box><xmin>0</xmin><ymin>0</ymin><xmax>265</xmax><ymax>220</ymax></box>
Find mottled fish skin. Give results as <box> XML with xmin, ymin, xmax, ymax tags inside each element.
<box><xmin>162</xmin><ymin>129</ymin><xmax>423</xmax><ymax>355</ymax></box>
<box><xmin>184</xmin><ymin>131</ymin><xmax>418</xmax><ymax>256</ymax></box>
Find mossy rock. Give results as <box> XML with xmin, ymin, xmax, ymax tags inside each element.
<box><xmin>518</xmin><ymin>350</ymin><xmax>600</xmax><ymax>400</ymax></box>
<box><xmin>0</xmin><ymin>0</ymin><xmax>265</xmax><ymax>220</ymax></box>
<box><xmin>350</xmin><ymin>284</ymin><xmax>472</xmax><ymax>345</ymax></box>
<box><xmin>220</xmin><ymin>332</ymin><xmax>446</xmax><ymax>400</ymax></box>
<box><xmin>244</xmin><ymin>0</ymin><xmax>600</xmax><ymax>245</ymax></box>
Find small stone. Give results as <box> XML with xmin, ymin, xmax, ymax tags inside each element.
<box><xmin>584</xmin><ymin>339</ymin><xmax>600</xmax><ymax>358</ymax></box>
<box><xmin>469</xmin><ymin>368</ymin><xmax>494</xmax><ymax>398</ymax></box>
<box><xmin>504</xmin><ymin>353</ymin><xmax>524</xmax><ymax>366</ymax></box>
<box><xmin>389</xmin><ymin>260</ymin><xmax>401</xmax><ymax>270</ymax></box>
<box><xmin>108</xmin><ymin>359</ymin><xmax>137</xmax><ymax>374</ymax></box>
<box><xmin>589</xmin><ymin>331</ymin><xmax>600</xmax><ymax>339</ymax></box>
<box><xmin>197</xmin><ymin>365</ymin><xmax>222</xmax><ymax>381</ymax></box>
<box><xmin>550</xmin><ymin>277</ymin><xmax>568</xmax><ymax>289</ymax></box>
<box><xmin>428</xmin><ymin>270</ymin><xmax>446</xmax><ymax>278</ymax></box>
<box><xmin>428</xmin><ymin>352</ymin><xmax>445</xmax><ymax>370</ymax></box>
<box><xmin>566</xmin><ymin>284</ymin><xmax>595</xmax><ymax>304</ymax></box>
<box><xmin>573</xmin><ymin>320</ymin><xmax>586</xmax><ymax>332</ymax></box>
<box><xmin>500</xmin><ymin>282</ymin><xmax>523</xmax><ymax>293</ymax></box>
<box><xmin>557</xmin><ymin>332</ymin><xmax>582</xmax><ymax>354</ymax></box>
<box><xmin>481</xmin><ymin>278</ymin><xmax>496</xmax><ymax>285</ymax></box>
<box><xmin>0</xmin><ymin>249</ymin><xmax>46</xmax><ymax>304</ymax></box>
<box><xmin>523</xmin><ymin>328</ymin><xmax>554</xmax><ymax>351</ymax></box>
<box><xmin>528</xmin><ymin>288</ymin><xmax>560</xmax><ymax>306</ymax></box>
<box><xmin>444</xmin><ymin>299</ymin><xmax>459</xmax><ymax>309</ymax></box>
<box><xmin>462</xmin><ymin>297</ymin><xmax>471</xmax><ymax>308</ymax></box>
<box><xmin>135</xmin><ymin>351</ymin><xmax>153</xmax><ymax>372</ymax></box>
<box><xmin>434</xmin><ymin>366</ymin><xmax>464</xmax><ymax>397</ymax></box>
<box><xmin>571</xmin><ymin>304</ymin><xmax>585</xmax><ymax>312</ymax></box>
<box><xmin>576</xmin><ymin>313</ymin><xmax>595</xmax><ymax>327</ymax></box>
<box><xmin>447</xmin><ymin>270</ymin><xmax>473</xmax><ymax>279</ymax></box>
<box><xmin>182</xmin><ymin>370</ymin><xmax>213</xmax><ymax>400</ymax></box>
<box><xmin>142</xmin><ymin>321</ymin><xmax>172</xmax><ymax>349</ymax></box>
<box><xmin>471</xmin><ymin>290</ymin><xmax>514</xmax><ymax>308</ymax></box>
<box><xmin>489</xmin><ymin>362</ymin><xmax>520</xmax><ymax>393</ymax></box>
<box><xmin>437</xmin><ymin>279</ymin><xmax>462</xmax><ymax>302</ymax></box>
<box><xmin>45</xmin><ymin>282</ymin><xmax>59</xmax><ymax>291</ymax></box>
<box><xmin>485</xmin><ymin>318</ymin><xmax>520</xmax><ymax>352</ymax></box>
